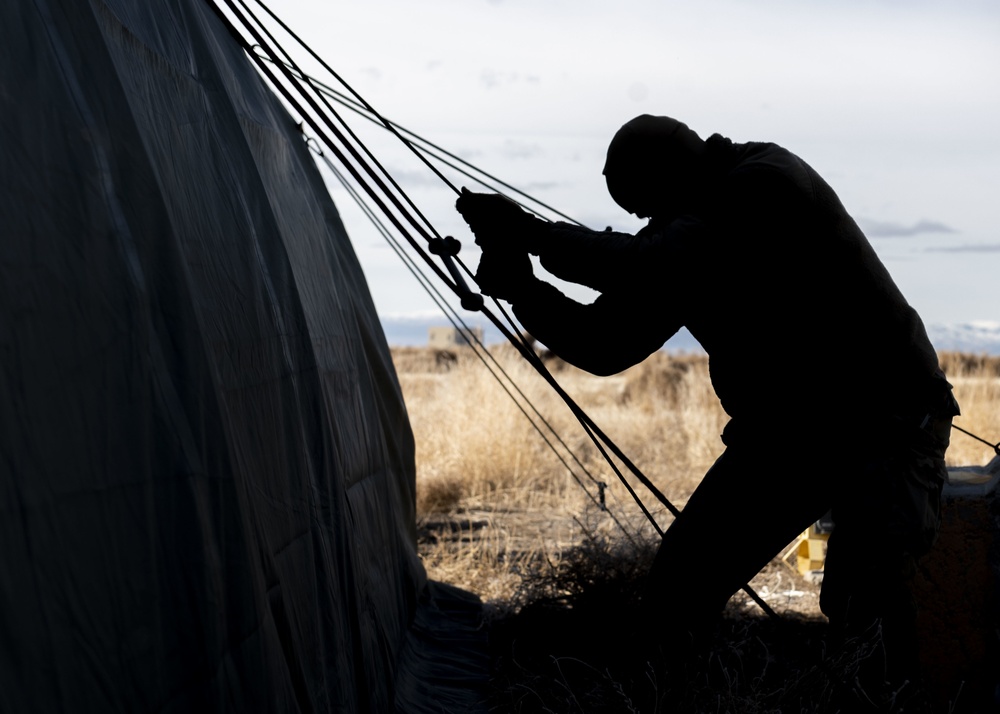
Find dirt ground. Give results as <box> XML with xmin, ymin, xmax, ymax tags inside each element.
<box><xmin>418</xmin><ymin>501</ymin><xmax>996</xmax><ymax>713</ymax></box>
<box><xmin>418</xmin><ymin>507</ymin><xmax>825</xmax><ymax>619</ymax></box>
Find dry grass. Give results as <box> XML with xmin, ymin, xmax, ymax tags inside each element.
<box><xmin>398</xmin><ymin>348</ymin><xmax>729</xmax><ymax>537</ymax></box>
<box><xmin>938</xmin><ymin>351</ymin><xmax>1000</xmax><ymax>467</ymax></box>
<box><xmin>486</xmin><ymin>533</ymin><xmax>921</xmax><ymax>713</ymax></box>
<box><xmin>396</xmin><ymin>348</ymin><xmax>997</xmax><ymax>572</ymax></box>
<box><xmin>401</xmin><ymin>346</ymin><xmax>602</xmax><ymax>517</ymax></box>
<box><xmin>393</xmin><ymin>346</ymin><xmax>999</xmax><ymax>712</ymax></box>
<box><xmin>396</xmin><ymin>347</ymin><xmax>999</xmax><ymax>599</ymax></box>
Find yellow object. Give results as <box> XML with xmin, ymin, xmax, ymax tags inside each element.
<box><xmin>782</xmin><ymin>524</ymin><xmax>829</xmax><ymax>577</ymax></box>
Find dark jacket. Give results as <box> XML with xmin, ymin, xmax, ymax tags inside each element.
<box><xmin>512</xmin><ymin>135</ymin><xmax>946</xmax><ymax>440</ymax></box>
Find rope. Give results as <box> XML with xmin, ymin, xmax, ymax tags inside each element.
<box><xmin>208</xmin><ymin>0</ymin><xmax>778</xmax><ymax>618</ymax></box>
<box><xmin>951</xmin><ymin>423</ymin><xmax>1000</xmax><ymax>455</ymax></box>
<box><xmin>228</xmin><ymin>0</ymin><xmax>442</xmax><ymax>242</ymax></box>
<box><xmin>223</xmin><ymin>0</ymin><xmax>681</xmax><ymax>520</ymax></box>
<box><xmin>444</xmin><ymin>243</ymin><xmax>682</xmax><ymax>520</ymax></box>
<box><xmin>246</xmin><ymin>0</ymin><xmax>583</xmax><ymax>225</ymax></box>
<box><xmin>314</xmin><ymin>144</ymin><xmax>639</xmax><ymax>545</ymax></box>
<box><xmin>211</xmin><ymin>0</ymin><xmax>677</xmax><ymax>525</ymax></box>
<box><xmin>248</xmin><ymin>50</ymin><xmax>584</xmax><ymax>226</ymax></box>
<box><xmin>243</xmin><ymin>0</ymin><xmax>462</xmax><ymax>196</ymax></box>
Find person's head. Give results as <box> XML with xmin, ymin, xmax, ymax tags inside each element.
<box><xmin>602</xmin><ymin>115</ymin><xmax>709</xmax><ymax>219</ymax></box>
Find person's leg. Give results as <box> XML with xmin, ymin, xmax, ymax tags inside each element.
<box><xmin>820</xmin><ymin>414</ymin><xmax>952</xmax><ymax>687</ymax></box>
<box><xmin>642</xmin><ymin>443</ymin><xmax>833</xmax><ymax>647</ymax></box>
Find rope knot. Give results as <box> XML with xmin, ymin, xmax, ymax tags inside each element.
<box><xmin>428</xmin><ymin>236</ymin><xmax>462</xmax><ymax>257</ymax></box>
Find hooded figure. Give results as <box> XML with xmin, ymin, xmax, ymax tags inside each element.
<box><xmin>456</xmin><ymin>115</ymin><xmax>959</xmax><ymax>694</ymax></box>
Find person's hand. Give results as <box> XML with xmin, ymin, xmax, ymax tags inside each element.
<box><xmin>456</xmin><ymin>188</ymin><xmax>537</xmax><ymax>251</ymax></box>
<box><xmin>474</xmin><ymin>247</ymin><xmax>534</xmax><ymax>302</ymax></box>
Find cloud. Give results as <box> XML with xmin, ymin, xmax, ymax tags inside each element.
<box><xmin>454</xmin><ymin>148</ymin><xmax>485</xmax><ymax>160</ymax></box>
<box><xmin>499</xmin><ymin>139</ymin><xmax>543</xmax><ymax>160</ymax></box>
<box><xmin>380</xmin><ymin>168</ymin><xmax>447</xmax><ymax>188</ymax></box>
<box><xmin>479</xmin><ymin>69</ymin><xmax>540</xmax><ymax>89</ymax></box>
<box><xmin>627</xmin><ymin>82</ymin><xmax>648</xmax><ymax>102</ymax></box>
<box><xmin>520</xmin><ymin>181</ymin><xmax>559</xmax><ymax>192</ymax></box>
<box><xmin>925</xmin><ymin>243</ymin><xmax>1000</xmax><ymax>253</ymax></box>
<box><xmin>858</xmin><ymin>218</ymin><xmax>956</xmax><ymax>237</ymax></box>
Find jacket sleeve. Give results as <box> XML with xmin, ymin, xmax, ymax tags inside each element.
<box><xmin>510</xmin><ymin>278</ymin><xmax>682</xmax><ymax>376</ymax></box>
<box><xmin>534</xmin><ymin>216</ymin><xmax>703</xmax><ymax>294</ymax></box>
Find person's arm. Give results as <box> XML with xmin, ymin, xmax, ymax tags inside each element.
<box><xmin>456</xmin><ymin>189</ymin><xmax>702</xmax><ymax>294</ymax></box>
<box><xmin>508</xmin><ymin>277</ymin><xmax>682</xmax><ymax>376</ymax></box>
<box><xmin>535</xmin><ymin>216</ymin><xmax>701</xmax><ymax>294</ymax></box>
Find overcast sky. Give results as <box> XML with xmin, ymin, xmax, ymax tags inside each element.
<box><xmin>264</xmin><ymin>0</ymin><xmax>999</xmax><ymax>334</ymax></box>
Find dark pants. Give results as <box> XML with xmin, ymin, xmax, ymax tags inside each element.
<box><xmin>821</xmin><ymin>411</ymin><xmax>953</xmax><ymax>680</ymax></box>
<box><xmin>643</xmin><ymin>408</ymin><xmax>954</xmax><ymax>680</ymax></box>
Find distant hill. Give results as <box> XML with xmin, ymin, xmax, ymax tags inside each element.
<box><xmin>379</xmin><ymin>314</ymin><xmax>705</xmax><ymax>353</ymax></box>
<box><xmin>927</xmin><ymin>321</ymin><xmax>1000</xmax><ymax>355</ymax></box>
<box><xmin>380</xmin><ymin>314</ymin><xmax>1000</xmax><ymax>356</ymax></box>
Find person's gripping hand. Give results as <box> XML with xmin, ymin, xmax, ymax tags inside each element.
<box><xmin>455</xmin><ymin>188</ymin><xmax>537</xmax><ymax>251</ymax></box>
<box><xmin>474</xmin><ymin>247</ymin><xmax>535</xmax><ymax>302</ymax></box>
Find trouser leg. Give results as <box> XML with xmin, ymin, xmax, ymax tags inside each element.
<box><xmin>643</xmin><ymin>444</ymin><xmax>833</xmax><ymax>644</ymax></box>
<box><xmin>820</xmin><ymin>415</ymin><xmax>951</xmax><ymax>685</ymax></box>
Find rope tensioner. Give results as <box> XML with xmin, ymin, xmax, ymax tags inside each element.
<box><xmin>428</xmin><ymin>236</ymin><xmax>483</xmax><ymax>312</ymax></box>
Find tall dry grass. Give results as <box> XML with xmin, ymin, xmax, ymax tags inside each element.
<box><xmin>397</xmin><ymin>347</ymin><xmax>998</xmax><ymax>510</ymax></box>
<box><xmin>939</xmin><ymin>351</ymin><xmax>1000</xmax><ymax>467</ymax></box>
<box><xmin>396</xmin><ymin>345</ymin><xmax>719</xmax><ymax>603</ymax></box>
<box><xmin>396</xmin><ymin>347</ymin><xmax>728</xmax><ymax>537</ymax></box>
<box><xmin>394</xmin><ymin>345</ymin><xmax>999</xmax><ymax>712</ymax></box>
<box><xmin>394</xmin><ymin>346</ymin><xmax>999</xmax><ymax>604</ymax></box>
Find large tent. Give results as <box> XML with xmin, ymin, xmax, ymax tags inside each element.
<box><xmin>1</xmin><ymin>1</ymin><xmax>484</xmax><ymax>710</ymax></box>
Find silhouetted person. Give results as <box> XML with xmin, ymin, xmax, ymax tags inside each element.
<box><xmin>456</xmin><ymin>115</ymin><xmax>959</xmax><ymax>695</ymax></box>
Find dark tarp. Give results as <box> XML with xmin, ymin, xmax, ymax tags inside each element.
<box><xmin>1</xmin><ymin>1</ymin><xmax>485</xmax><ymax>711</ymax></box>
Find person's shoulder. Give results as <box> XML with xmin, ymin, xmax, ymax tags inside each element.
<box><xmin>706</xmin><ymin>133</ymin><xmax>790</xmax><ymax>161</ymax></box>
<box><xmin>734</xmin><ymin>142</ymin><xmax>802</xmax><ymax>174</ymax></box>
<box><xmin>706</xmin><ymin>135</ymin><xmax>788</xmax><ymax>184</ymax></box>
<box><xmin>716</xmin><ymin>141</ymin><xmax>812</xmax><ymax>201</ymax></box>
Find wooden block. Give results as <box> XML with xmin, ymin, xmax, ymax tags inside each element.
<box><xmin>913</xmin><ymin>455</ymin><xmax>1000</xmax><ymax>710</ymax></box>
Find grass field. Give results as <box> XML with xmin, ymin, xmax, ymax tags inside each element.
<box><xmin>392</xmin><ymin>346</ymin><xmax>999</xmax><ymax>712</ymax></box>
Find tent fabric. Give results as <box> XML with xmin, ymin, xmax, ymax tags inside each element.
<box><xmin>1</xmin><ymin>1</ymin><xmax>485</xmax><ymax>711</ymax></box>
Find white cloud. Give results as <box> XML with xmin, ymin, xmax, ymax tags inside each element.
<box><xmin>273</xmin><ymin>0</ymin><xmax>1000</xmax><ymax>326</ymax></box>
<box><xmin>860</xmin><ymin>219</ymin><xmax>956</xmax><ymax>238</ymax></box>
<box><xmin>926</xmin><ymin>244</ymin><xmax>1000</xmax><ymax>253</ymax></box>
<box><xmin>499</xmin><ymin>139</ymin><xmax>543</xmax><ymax>160</ymax></box>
